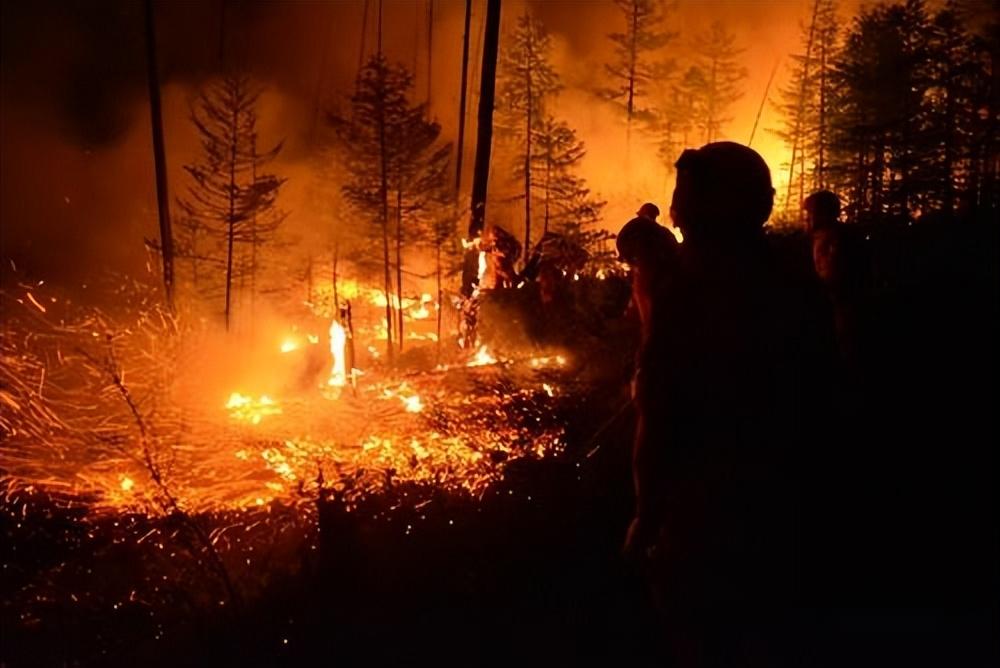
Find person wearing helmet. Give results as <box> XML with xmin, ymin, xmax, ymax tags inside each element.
<box><xmin>625</xmin><ymin>142</ymin><xmax>838</xmax><ymax>666</ymax></box>
<box><xmin>616</xmin><ymin>215</ymin><xmax>678</xmax><ymax>347</ymax></box>
<box><xmin>636</xmin><ymin>202</ymin><xmax>661</xmax><ymax>222</ymax></box>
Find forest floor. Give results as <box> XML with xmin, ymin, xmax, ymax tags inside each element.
<box><xmin>2</xmin><ymin>223</ymin><xmax>997</xmax><ymax>667</ymax></box>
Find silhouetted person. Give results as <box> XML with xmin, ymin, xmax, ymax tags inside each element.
<box><xmin>637</xmin><ymin>202</ymin><xmax>661</xmax><ymax>222</ymax></box>
<box><xmin>805</xmin><ymin>190</ymin><xmax>870</xmax><ymax>369</ymax></box>
<box><xmin>625</xmin><ymin>142</ymin><xmax>838</xmax><ymax>666</ymax></box>
<box><xmin>616</xmin><ymin>216</ymin><xmax>678</xmax><ymax>348</ymax></box>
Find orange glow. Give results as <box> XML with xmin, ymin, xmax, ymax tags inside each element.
<box><xmin>225</xmin><ymin>392</ymin><xmax>281</xmax><ymax>425</ymax></box>
<box><xmin>467</xmin><ymin>345</ymin><xmax>498</xmax><ymax>367</ymax></box>
<box><xmin>328</xmin><ymin>320</ymin><xmax>348</xmax><ymax>387</ymax></box>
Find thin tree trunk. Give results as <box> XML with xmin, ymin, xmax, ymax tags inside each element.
<box><xmin>250</xmin><ymin>136</ymin><xmax>258</xmax><ymax>325</ymax></box>
<box><xmin>626</xmin><ymin>1</ymin><xmax>639</xmax><ymax>142</ymax></box>
<box><xmin>785</xmin><ymin>0</ymin><xmax>820</xmax><ymax>216</ymax></box>
<box><xmin>376</xmin><ymin>54</ymin><xmax>395</xmax><ymax>361</ymax></box>
<box><xmin>306</xmin><ymin>256</ymin><xmax>313</xmax><ymax>303</ymax></box>
<box><xmin>224</xmin><ymin>92</ymin><xmax>239</xmax><ymax>332</ymax></box>
<box><xmin>435</xmin><ymin>238</ymin><xmax>442</xmax><ymax>359</ymax></box>
<box><xmin>395</xmin><ymin>187</ymin><xmax>404</xmax><ymax>351</ymax></box>
<box><xmin>462</xmin><ymin>0</ymin><xmax>500</xmax><ymax>298</ymax></box>
<box><xmin>818</xmin><ymin>41</ymin><xmax>827</xmax><ymax>189</ymax></box>
<box><xmin>544</xmin><ymin>156</ymin><xmax>550</xmax><ymax>235</ymax></box>
<box><xmin>523</xmin><ymin>13</ymin><xmax>533</xmax><ymax>263</ymax></box>
<box><xmin>426</xmin><ymin>0</ymin><xmax>433</xmax><ymax>104</ymax></box>
<box><xmin>144</xmin><ymin>0</ymin><xmax>174</xmax><ymax>309</ymax></box>
<box><xmin>455</xmin><ymin>0</ymin><xmax>472</xmax><ymax>195</ymax></box>
<box><xmin>332</xmin><ymin>243</ymin><xmax>339</xmax><ymax>317</ymax></box>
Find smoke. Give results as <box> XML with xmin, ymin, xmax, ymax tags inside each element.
<box><xmin>2</xmin><ymin>0</ymin><xmax>852</xmax><ymax>289</ymax></box>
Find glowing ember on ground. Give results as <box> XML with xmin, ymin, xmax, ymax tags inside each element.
<box><xmin>225</xmin><ymin>392</ymin><xmax>282</xmax><ymax>424</ymax></box>
<box><xmin>280</xmin><ymin>338</ymin><xmax>299</xmax><ymax>353</ymax></box>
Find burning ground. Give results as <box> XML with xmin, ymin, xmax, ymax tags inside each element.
<box><xmin>0</xmin><ymin>270</ymin><xmax>637</xmax><ymax>664</ymax></box>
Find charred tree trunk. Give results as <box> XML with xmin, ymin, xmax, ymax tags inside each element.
<box><xmin>785</xmin><ymin>0</ymin><xmax>819</xmax><ymax>218</ymax></box>
<box><xmin>462</xmin><ymin>0</ymin><xmax>500</xmax><ymax>299</ymax></box>
<box><xmin>455</xmin><ymin>0</ymin><xmax>472</xmax><ymax>195</ymax></box>
<box><xmin>144</xmin><ymin>0</ymin><xmax>175</xmax><ymax>309</ymax></box>
<box><xmin>467</xmin><ymin>0</ymin><xmax>501</xmax><ymax>242</ymax></box>
<box><xmin>395</xmin><ymin>187</ymin><xmax>404</xmax><ymax>350</ymax></box>
<box><xmin>435</xmin><ymin>238</ymin><xmax>442</xmax><ymax>358</ymax></box>
<box><xmin>224</xmin><ymin>104</ymin><xmax>238</xmax><ymax>331</ymax></box>
<box><xmin>377</xmin><ymin>2</ymin><xmax>395</xmax><ymax>362</ymax></box>
<box><xmin>626</xmin><ymin>1</ymin><xmax>638</xmax><ymax>144</ymax></box>
<box><xmin>332</xmin><ymin>243</ymin><xmax>340</xmax><ymax>317</ymax></box>
<box><xmin>818</xmin><ymin>42</ymin><xmax>827</xmax><ymax>189</ymax></box>
<box><xmin>250</xmin><ymin>136</ymin><xmax>258</xmax><ymax>324</ymax></box>
<box><xmin>523</xmin><ymin>12</ymin><xmax>533</xmax><ymax>262</ymax></box>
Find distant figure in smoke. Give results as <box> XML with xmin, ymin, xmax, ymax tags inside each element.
<box><xmin>805</xmin><ymin>190</ymin><xmax>870</xmax><ymax>368</ymax></box>
<box><xmin>625</xmin><ymin>142</ymin><xmax>837</xmax><ymax>666</ymax></box>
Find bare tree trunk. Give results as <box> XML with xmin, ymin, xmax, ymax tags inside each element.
<box><xmin>544</xmin><ymin>156</ymin><xmax>550</xmax><ymax>235</ymax></box>
<box><xmin>785</xmin><ymin>0</ymin><xmax>820</xmax><ymax>217</ymax></box>
<box><xmin>332</xmin><ymin>243</ymin><xmax>339</xmax><ymax>317</ymax></box>
<box><xmin>144</xmin><ymin>0</ymin><xmax>174</xmax><ymax>310</ymax></box>
<box><xmin>306</xmin><ymin>255</ymin><xmax>313</xmax><ymax>303</ymax></box>
<box><xmin>462</xmin><ymin>0</ymin><xmax>500</xmax><ymax>297</ymax></box>
<box><xmin>435</xmin><ymin>238</ymin><xmax>442</xmax><ymax>359</ymax></box>
<box><xmin>523</xmin><ymin>12</ymin><xmax>533</xmax><ymax>264</ymax></box>
<box><xmin>376</xmin><ymin>65</ymin><xmax>394</xmax><ymax>359</ymax></box>
<box><xmin>626</xmin><ymin>1</ymin><xmax>639</xmax><ymax>143</ymax></box>
<box><xmin>224</xmin><ymin>101</ymin><xmax>238</xmax><ymax>332</ymax></box>
<box><xmin>455</xmin><ymin>0</ymin><xmax>472</xmax><ymax>195</ymax></box>
<box><xmin>818</xmin><ymin>42</ymin><xmax>827</xmax><ymax>189</ymax></box>
<box><xmin>426</xmin><ymin>0</ymin><xmax>433</xmax><ymax>104</ymax></box>
<box><xmin>395</xmin><ymin>187</ymin><xmax>404</xmax><ymax>351</ymax></box>
<box><xmin>250</xmin><ymin>136</ymin><xmax>258</xmax><ymax>325</ymax></box>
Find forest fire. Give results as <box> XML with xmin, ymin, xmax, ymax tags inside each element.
<box><xmin>0</xmin><ymin>278</ymin><xmax>575</xmax><ymax>518</ymax></box>
<box><xmin>3</xmin><ymin>0</ymin><xmax>995</xmax><ymax>663</ymax></box>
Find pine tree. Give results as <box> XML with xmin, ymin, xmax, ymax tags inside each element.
<box><xmin>496</xmin><ymin>12</ymin><xmax>561</xmax><ymax>258</ymax></box>
<box><xmin>827</xmin><ymin>0</ymin><xmax>935</xmax><ymax>222</ymax></box>
<box><xmin>648</xmin><ymin>67</ymin><xmax>700</xmax><ymax>175</ymax></box>
<box><xmin>771</xmin><ymin>0</ymin><xmax>840</xmax><ymax>220</ymax></box>
<box><xmin>915</xmin><ymin>2</ymin><xmax>990</xmax><ymax>216</ymax></box>
<box><xmin>599</xmin><ymin>0</ymin><xmax>676</xmax><ymax>140</ymax></box>
<box><xmin>686</xmin><ymin>21</ymin><xmax>748</xmax><ymax>144</ymax></box>
<box><xmin>177</xmin><ymin>74</ymin><xmax>285</xmax><ymax>330</ymax></box>
<box><xmin>525</xmin><ymin>115</ymin><xmax>608</xmax><ymax>266</ymax></box>
<box><xmin>330</xmin><ymin>55</ymin><xmax>451</xmax><ymax>358</ymax></box>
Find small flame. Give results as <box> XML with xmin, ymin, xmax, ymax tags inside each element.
<box><xmin>401</xmin><ymin>394</ymin><xmax>424</xmax><ymax>413</ymax></box>
<box><xmin>120</xmin><ymin>476</ymin><xmax>134</xmax><ymax>492</ymax></box>
<box><xmin>467</xmin><ymin>345</ymin><xmax>497</xmax><ymax>367</ymax></box>
<box><xmin>280</xmin><ymin>338</ymin><xmax>299</xmax><ymax>353</ymax></box>
<box><xmin>328</xmin><ymin>320</ymin><xmax>348</xmax><ymax>387</ymax></box>
<box><xmin>226</xmin><ymin>392</ymin><xmax>281</xmax><ymax>425</ymax></box>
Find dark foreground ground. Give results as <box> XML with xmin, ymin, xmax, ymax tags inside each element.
<box><xmin>2</xmin><ymin>221</ymin><xmax>998</xmax><ymax>666</ymax></box>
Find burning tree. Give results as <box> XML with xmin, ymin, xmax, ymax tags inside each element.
<box><xmin>177</xmin><ymin>74</ymin><xmax>286</xmax><ymax>330</ymax></box>
<box><xmin>683</xmin><ymin>20</ymin><xmax>748</xmax><ymax>144</ymax></box>
<box><xmin>598</xmin><ymin>0</ymin><xmax>677</xmax><ymax>142</ymax></box>
<box><xmin>496</xmin><ymin>12</ymin><xmax>562</xmax><ymax>259</ymax></box>
<box><xmin>330</xmin><ymin>54</ymin><xmax>452</xmax><ymax>359</ymax></box>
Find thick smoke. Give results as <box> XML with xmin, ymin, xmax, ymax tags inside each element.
<box><xmin>2</xmin><ymin>0</ymin><xmax>837</xmax><ymax>287</ymax></box>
